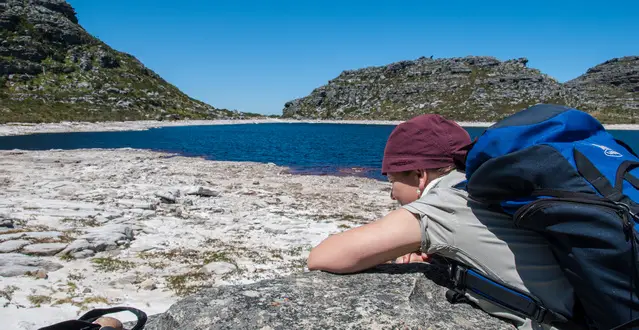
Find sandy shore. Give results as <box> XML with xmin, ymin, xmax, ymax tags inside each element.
<box><xmin>1</xmin><ymin>119</ymin><xmax>637</xmax><ymax>137</ymax></box>
<box><xmin>0</xmin><ymin>148</ymin><xmax>395</xmax><ymax>329</ymax></box>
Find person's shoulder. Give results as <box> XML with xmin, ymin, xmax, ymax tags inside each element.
<box><xmin>434</xmin><ymin>170</ymin><xmax>468</xmax><ymax>191</ymax></box>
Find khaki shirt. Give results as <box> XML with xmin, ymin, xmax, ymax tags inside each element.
<box><xmin>402</xmin><ymin>170</ymin><xmax>574</xmax><ymax>329</ymax></box>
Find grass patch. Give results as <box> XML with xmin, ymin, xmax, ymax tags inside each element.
<box><xmin>146</xmin><ymin>261</ymin><xmax>168</xmax><ymax>269</ymax></box>
<box><xmin>66</xmin><ymin>281</ymin><xmax>78</xmax><ymax>293</ymax></box>
<box><xmin>91</xmin><ymin>257</ymin><xmax>135</xmax><ymax>272</ymax></box>
<box><xmin>165</xmin><ymin>271</ymin><xmax>210</xmax><ymax>296</ymax></box>
<box><xmin>68</xmin><ymin>272</ymin><xmax>85</xmax><ymax>281</ymax></box>
<box><xmin>27</xmin><ymin>295</ymin><xmax>51</xmax><ymax>307</ymax></box>
<box><xmin>59</xmin><ymin>253</ymin><xmax>76</xmax><ymax>261</ymax></box>
<box><xmin>52</xmin><ymin>296</ymin><xmax>110</xmax><ymax>311</ymax></box>
<box><xmin>0</xmin><ymin>285</ymin><xmax>19</xmax><ymax>306</ymax></box>
<box><xmin>138</xmin><ymin>248</ymin><xmax>234</xmax><ymax>267</ymax></box>
<box><xmin>61</xmin><ymin>217</ymin><xmax>100</xmax><ymax>227</ymax></box>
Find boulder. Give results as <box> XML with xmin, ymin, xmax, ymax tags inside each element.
<box><xmin>81</xmin><ymin>224</ymin><xmax>134</xmax><ymax>252</ymax></box>
<box><xmin>140</xmin><ymin>264</ymin><xmax>513</xmax><ymax>329</ymax></box>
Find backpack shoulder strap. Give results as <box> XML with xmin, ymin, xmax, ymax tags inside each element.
<box><xmin>446</xmin><ymin>262</ymin><xmax>583</xmax><ymax>330</ymax></box>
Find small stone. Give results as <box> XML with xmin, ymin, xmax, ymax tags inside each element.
<box><xmin>51</xmin><ymin>291</ymin><xmax>68</xmax><ymax>300</ymax></box>
<box><xmin>113</xmin><ymin>274</ymin><xmax>138</xmax><ymax>286</ymax></box>
<box><xmin>185</xmin><ymin>187</ymin><xmax>220</xmax><ymax>197</ymax></box>
<box><xmin>253</xmin><ymin>181</ymin><xmax>260</xmax><ymax>185</ymax></box>
<box><xmin>22</xmin><ymin>243</ymin><xmax>68</xmax><ymax>256</ymax></box>
<box><xmin>34</xmin><ymin>269</ymin><xmax>48</xmax><ymax>279</ymax></box>
<box><xmin>71</xmin><ymin>250</ymin><xmax>95</xmax><ymax>259</ymax></box>
<box><xmin>140</xmin><ymin>279</ymin><xmax>156</xmax><ymax>290</ymax></box>
<box><xmin>155</xmin><ymin>191</ymin><xmax>176</xmax><ymax>204</ymax></box>
<box><xmin>83</xmin><ymin>288</ymin><xmax>92</xmax><ymax>293</ymax></box>
<box><xmin>117</xmin><ymin>199</ymin><xmax>156</xmax><ymax>210</ymax></box>
<box><xmin>0</xmin><ymin>219</ymin><xmax>14</xmax><ymax>228</ymax></box>
<box><xmin>201</xmin><ymin>261</ymin><xmax>237</xmax><ymax>275</ymax></box>
<box><xmin>253</xmin><ymin>201</ymin><xmax>268</xmax><ymax>208</ymax></box>
<box><xmin>241</xmin><ymin>290</ymin><xmax>260</xmax><ymax>298</ymax></box>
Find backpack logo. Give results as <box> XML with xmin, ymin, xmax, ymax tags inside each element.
<box><xmin>591</xmin><ymin>143</ymin><xmax>623</xmax><ymax>157</ymax></box>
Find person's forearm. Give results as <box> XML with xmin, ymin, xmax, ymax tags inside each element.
<box><xmin>307</xmin><ymin>209</ymin><xmax>422</xmax><ymax>273</ymax></box>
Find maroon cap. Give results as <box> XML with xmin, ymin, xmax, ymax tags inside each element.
<box><xmin>382</xmin><ymin>114</ymin><xmax>471</xmax><ymax>175</ymax></box>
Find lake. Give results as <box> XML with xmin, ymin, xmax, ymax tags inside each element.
<box><xmin>0</xmin><ymin>123</ymin><xmax>637</xmax><ymax>181</ymax></box>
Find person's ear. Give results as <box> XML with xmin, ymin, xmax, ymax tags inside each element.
<box><xmin>416</xmin><ymin>170</ymin><xmax>429</xmax><ymax>191</ymax></box>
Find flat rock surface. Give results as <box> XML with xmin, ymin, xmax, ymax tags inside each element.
<box><xmin>141</xmin><ymin>264</ymin><xmax>513</xmax><ymax>330</ymax></box>
<box><xmin>0</xmin><ymin>148</ymin><xmax>395</xmax><ymax>329</ymax></box>
<box><xmin>21</xmin><ymin>243</ymin><xmax>68</xmax><ymax>256</ymax></box>
<box><xmin>0</xmin><ymin>239</ymin><xmax>30</xmax><ymax>253</ymax></box>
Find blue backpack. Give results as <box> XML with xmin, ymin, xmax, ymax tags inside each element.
<box><xmin>447</xmin><ymin>104</ymin><xmax>639</xmax><ymax>330</ymax></box>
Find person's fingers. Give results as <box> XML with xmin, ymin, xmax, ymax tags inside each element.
<box><xmin>410</xmin><ymin>252</ymin><xmax>423</xmax><ymax>262</ymax></box>
<box><xmin>94</xmin><ymin>317</ymin><xmax>123</xmax><ymax>330</ymax></box>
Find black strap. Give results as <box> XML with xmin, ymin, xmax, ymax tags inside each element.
<box><xmin>447</xmin><ymin>263</ymin><xmax>580</xmax><ymax>329</ymax></box>
<box><xmin>79</xmin><ymin>306</ymin><xmax>147</xmax><ymax>330</ymax></box>
<box><xmin>616</xmin><ymin>139</ymin><xmax>639</xmax><ymax>158</ymax></box>
<box><xmin>610</xmin><ymin>316</ymin><xmax>639</xmax><ymax>330</ymax></box>
<box><xmin>39</xmin><ymin>306</ymin><xmax>147</xmax><ymax>330</ymax></box>
<box><xmin>615</xmin><ymin>161</ymin><xmax>639</xmax><ymax>191</ymax></box>
<box><xmin>627</xmin><ymin>173</ymin><xmax>639</xmax><ymax>190</ymax></box>
<box><xmin>574</xmin><ymin>149</ymin><xmax>623</xmax><ymax>202</ymax></box>
<box><xmin>38</xmin><ymin>320</ymin><xmax>100</xmax><ymax>330</ymax></box>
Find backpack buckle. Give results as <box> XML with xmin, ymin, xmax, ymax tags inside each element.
<box><xmin>533</xmin><ymin>305</ymin><xmax>548</xmax><ymax>324</ymax></box>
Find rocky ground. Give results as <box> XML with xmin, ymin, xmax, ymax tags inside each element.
<box><xmin>0</xmin><ymin>148</ymin><xmax>396</xmax><ymax>329</ymax></box>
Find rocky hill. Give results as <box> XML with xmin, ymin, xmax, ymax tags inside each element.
<box><xmin>283</xmin><ymin>55</ymin><xmax>638</xmax><ymax>123</ymax></box>
<box><xmin>565</xmin><ymin>56</ymin><xmax>639</xmax><ymax>122</ymax></box>
<box><xmin>0</xmin><ymin>0</ymin><xmax>253</xmax><ymax>123</ymax></box>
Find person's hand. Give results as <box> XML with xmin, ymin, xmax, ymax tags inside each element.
<box><xmin>393</xmin><ymin>252</ymin><xmax>430</xmax><ymax>264</ymax></box>
<box><xmin>93</xmin><ymin>316</ymin><xmax>123</xmax><ymax>330</ymax></box>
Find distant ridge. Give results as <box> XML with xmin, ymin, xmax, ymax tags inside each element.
<box><xmin>283</xmin><ymin>55</ymin><xmax>638</xmax><ymax>124</ymax></box>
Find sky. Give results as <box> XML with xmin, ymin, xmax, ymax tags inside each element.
<box><xmin>67</xmin><ymin>0</ymin><xmax>638</xmax><ymax>115</ymax></box>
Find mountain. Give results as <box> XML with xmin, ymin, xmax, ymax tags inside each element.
<box><xmin>565</xmin><ymin>56</ymin><xmax>639</xmax><ymax>122</ymax></box>
<box><xmin>282</xmin><ymin>56</ymin><xmax>638</xmax><ymax>124</ymax></box>
<box><xmin>0</xmin><ymin>0</ymin><xmax>255</xmax><ymax>123</ymax></box>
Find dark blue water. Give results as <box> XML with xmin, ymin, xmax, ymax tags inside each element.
<box><xmin>0</xmin><ymin>123</ymin><xmax>637</xmax><ymax>181</ymax></box>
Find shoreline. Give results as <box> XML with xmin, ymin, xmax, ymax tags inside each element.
<box><xmin>0</xmin><ymin>118</ymin><xmax>638</xmax><ymax>136</ymax></box>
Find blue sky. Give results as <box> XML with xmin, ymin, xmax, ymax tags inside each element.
<box><xmin>67</xmin><ymin>0</ymin><xmax>638</xmax><ymax>115</ymax></box>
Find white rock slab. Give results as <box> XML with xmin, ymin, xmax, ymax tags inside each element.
<box><xmin>0</xmin><ymin>239</ymin><xmax>30</xmax><ymax>253</ymax></box>
<box><xmin>0</xmin><ymin>253</ymin><xmax>63</xmax><ymax>276</ymax></box>
<box><xmin>22</xmin><ymin>243</ymin><xmax>68</xmax><ymax>256</ymax></box>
